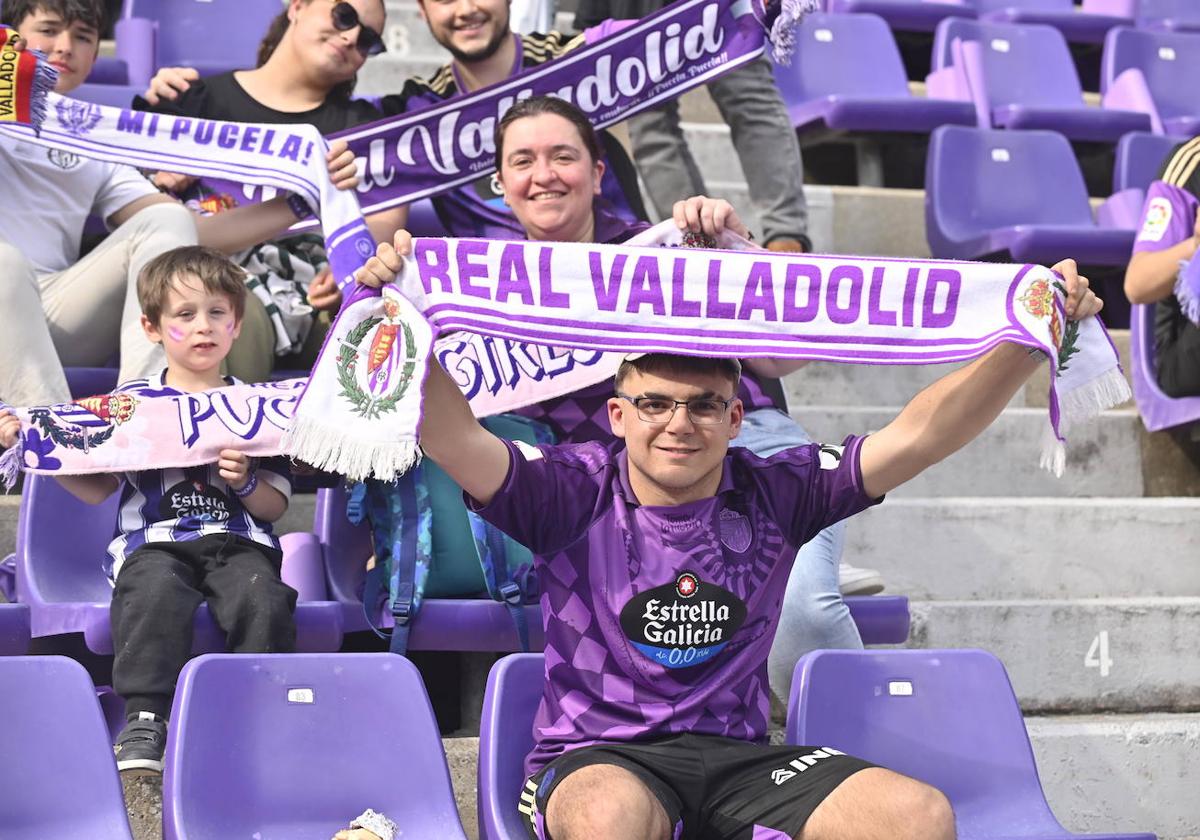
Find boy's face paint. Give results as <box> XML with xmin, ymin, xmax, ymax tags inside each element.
<box><xmin>141</xmin><ymin>275</ymin><xmax>242</xmax><ymax>378</ymax></box>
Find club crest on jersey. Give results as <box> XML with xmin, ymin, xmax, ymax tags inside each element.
<box><xmin>718</xmin><ymin>508</ymin><xmax>752</xmax><ymax>553</ymax></box>
<box><xmin>620</xmin><ymin>571</ymin><xmax>747</xmax><ymax>669</ymax></box>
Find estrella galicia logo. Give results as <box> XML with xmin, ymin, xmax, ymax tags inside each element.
<box><xmin>159</xmin><ymin>480</ymin><xmax>232</xmax><ymax>523</ymax></box>
<box><xmin>620</xmin><ymin>571</ymin><xmax>747</xmax><ymax>669</ymax></box>
<box><xmin>55</xmin><ymin>98</ymin><xmax>102</xmax><ymax>137</ymax></box>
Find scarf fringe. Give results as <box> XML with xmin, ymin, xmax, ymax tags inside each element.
<box><xmin>1059</xmin><ymin>367</ymin><xmax>1132</xmax><ymax>434</ymax></box>
<box><xmin>1175</xmin><ymin>261</ymin><xmax>1200</xmax><ymax>326</ymax></box>
<box><xmin>282</xmin><ymin>416</ymin><xmax>421</xmax><ymax>482</ymax></box>
<box><xmin>0</xmin><ymin>441</ymin><xmax>23</xmax><ymax>492</ymax></box>
<box><xmin>768</xmin><ymin>0</ymin><xmax>820</xmax><ymax>64</ymax></box>
<box><xmin>28</xmin><ymin>59</ymin><xmax>56</xmax><ymax>131</ymax></box>
<box><xmin>1039</xmin><ymin>367</ymin><xmax>1131</xmax><ymax>477</ymax></box>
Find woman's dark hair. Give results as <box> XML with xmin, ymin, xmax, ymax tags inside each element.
<box><xmin>494</xmin><ymin>96</ymin><xmax>603</xmax><ymax>166</ymax></box>
<box><xmin>256</xmin><ymin>0</ymin><xmax>358</xmax><ymax>101</ymax></box>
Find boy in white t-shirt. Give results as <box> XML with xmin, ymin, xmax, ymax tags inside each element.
<box><xmin>0</xmin><ymin>0</ymin><xmax>358</xmax><ymax>406</ymax></box>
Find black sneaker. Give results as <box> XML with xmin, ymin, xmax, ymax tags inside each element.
<box><xmin>114</xmin><ymin>713</ymin><xmax>167</xmax><ymax>776</ymax></box>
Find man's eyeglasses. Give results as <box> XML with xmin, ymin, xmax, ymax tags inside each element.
<box><xmin>618</xmin><ymin>394</ymin><xmax>733</xmax><ymax>425</ymax></box>
<box><xmin>332</xmin><ymin>0</ymin><xmax>387</xmax><ymax>57</ymax></box>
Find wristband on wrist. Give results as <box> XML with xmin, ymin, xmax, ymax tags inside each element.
<box><xmin>232</xmin><ymin>471</ymin><xmax>258</xmax><ymax>498</ymax></box>
<box><xmin>286</xmin><ymin>193</ymin><xmax>314</xmax><ymax>220</ymax></box>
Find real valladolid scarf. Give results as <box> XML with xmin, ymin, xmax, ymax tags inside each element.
<box><xmin>0</xmin><ymin>6</ymin><xmax>1129</xmax><ymax>487</ymax></box>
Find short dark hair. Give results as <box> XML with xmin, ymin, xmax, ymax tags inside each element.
<box><xmin>614</xmin><ymin>354</ymin><xmax>742</xmax><ymax>395</ymax></box>
<box><xmin>494</xmin><ymin>95</ymin><xmax>603</xmax><ymax>166</ymax></box>
<box><xmin>1</xmin><ymin>0</ymin><xmax>106</xmax><ymax>32</ymax></box>
<box><xmin>138</xmin><ymin>246</ymin><xmax>247</xmax><ymax>325</ymax></box>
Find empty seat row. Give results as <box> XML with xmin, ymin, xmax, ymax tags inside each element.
<box><xmin>777</xmin><ymin>13</ymin><xmax>1200</xmax><ymax>152</ymax></box>
<box><xmin>0</xmin><ymin>649</ymin><xmax>1156</xmax><ymax>839</ymax></box>
<box><xmin>824</xmin><ymin>0</ymin><xmax>1200</xmax><ymax>39</ymax></box>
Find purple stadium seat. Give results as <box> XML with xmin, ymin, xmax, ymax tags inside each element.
<box><xmin>15</xmin><ymin>474</ymin><xmax>343</xmax><ymax>653</ymax></box>
<box><xmin>314</xmin><ymin>486</ymin><xmax>911</xmax><ymax>647</ymax></box>
<box><xmin>71</xmin><ymin>83</ymin><xmax>142</xmax><ymax>109</ymax></box>
<box><xmin>1129</xmin><ymin>303</ymin><xmax>1200</xmax><ymax>431</ymax></box>
<box><xmin>823</xmin><ymin>0</ymin><xmax>975</xmax><ymax>33</ymax></box>
<box><xmin>926</xmin><ymin>125</ymin><xmax>1137</xmax><ymax>264</ymax></box>
<box><xmin>786</xmin><ymin>649</ymin><xmax>1157</xmax><ymax>840</ymax></box>
<box><xmin>1097</xmin><ymin>130</ymin><xmax>1184</xmax><ymax>229</ymax></box>
<box><xmin>1101</xmin><ymin>27</ymin><xmax>1200</xmax><ymax>136</ymax></box>
<box><xmin>772</xmin><ymin>13</ymin><xmax>977</xmax><ymax>134</ymax></box>
<box><xmin>0</xmin><ymin>602</ymin><xmax>30</xmax><ymax>654</ymax></box>
<box><xmin>163</xmin><ymin>653</ymin><xmax>470</xmax><ymax>840</ymax></box>
<box><xmin>65</xmin><ymin>367</ymin><xmax>120</xmax><ymax>399</ymax></box>
<box><xmin>975</xmin><ymin>0</ymin><xmax>1131</xmax><ymax>44</ymax></box>
<box><xmin>0</xmin><ymin>656</ymin><xmax>135</xmax><ymax>838</ymax></box>
<box><xmin>84</xmin><ymin>57</ymin><xmax>130</xmax><ymax>85</ymax></box>
<box><xmin>1085</xmin><ymin>0</ymin><xmax>1200</xmax><ymax>32</ymax></box>
<box><xmin>1113</xmin><ymin>131</ymin><xmax>1183</xmax><ymax>192</ymax></box>
<box><xmin>929</xmin><ymin>18</ymin><xmax>1151</xmax><ymax>141</ymax></box>
<box><xmin>115</xmin><ymin>0</ymin><xmax>283</xmax><ymax>90</ymax></box>
<box><xmin>478</xmin><ymin>652</ymin><xmax>544</xmax><ymax>840</ymax></box>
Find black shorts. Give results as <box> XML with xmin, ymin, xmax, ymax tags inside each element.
<box><xmin>518</xmin><ymin>733</ymin><xmax>875</xmax><ymax>840</ymax></box>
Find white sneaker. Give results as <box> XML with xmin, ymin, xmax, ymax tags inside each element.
<box><xmin>838</xmin><ymin>563</ymin><xmax>884</xmax><ymax>596</ymax></box>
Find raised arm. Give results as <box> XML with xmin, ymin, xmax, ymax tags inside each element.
<box><xmin>859</xmin><ymin>261</ymin><xmax>1102</xmax><ymax>499</ymax></box>
<box><xmin>1125</xmin><ymin>209</ymin><xmax>1199</xmax><ymax>304</ymax></box>
<box><xmin>355</xmin><ymin>232</ymin><xmax>511</xmax><ymax>505</ymax></box>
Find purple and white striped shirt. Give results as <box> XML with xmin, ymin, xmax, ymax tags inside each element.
<box><xmin>104</xmin><ymin>371</ymin><xmax>292</xmax><ymax>580</ymax></box>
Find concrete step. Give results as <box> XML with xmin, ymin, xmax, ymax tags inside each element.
<box><xmin>907</xmin><ymin>597</ymin><xmax>1200</xmax><ymax>714</ymax></box>
<box><xmin>791</xmin><ymin>406</ymin><xmax>1145</xmax><ymax>498</ymax></box>
<box><xmin>1029</xmin><ymin>713</ymin><xmax>1200</xmax><ymax>840</ymax></box>
<box><xmin>853</xmin><ymin>498</ymin><xmax>1200</xmax><ymax>601</ymax></box>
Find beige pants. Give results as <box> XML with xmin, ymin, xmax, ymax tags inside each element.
<box><xmin>0</xmin><ymin>203</ymin><xmax>197</xmax><ymax>405</ymax></box>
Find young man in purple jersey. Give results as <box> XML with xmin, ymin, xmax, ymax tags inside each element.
<box><xmin>355</xmin><ymin>207</ymin><xmax>1102</xmax><ymax>838</ymax></box>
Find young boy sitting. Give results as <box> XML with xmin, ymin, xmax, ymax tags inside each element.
<box><xmin>1</xmin><ymin>245</ymin><xmax>298</xmax><ymax>775</ymax></box>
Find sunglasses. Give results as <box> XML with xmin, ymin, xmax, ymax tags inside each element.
<box><xmin>331</xmin><ymin>0</ymin><xmax>387</xmax><ymax>57</ymax></box>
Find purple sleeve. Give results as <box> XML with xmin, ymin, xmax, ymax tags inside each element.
<box><xmin>466</xmin><ymin>440</ymin><xmax>607</xmax><ymax>554</ymax></box>
<box><xmin>583</xmin><ymin>19</ymin><xmax>638</xmax><ymax>43</ymax></box>
<box><xmin>758</xmin><ymin>435</ymin><xmax>882</xmax><ymax>546</ymax></box>
<box><xmin>1132</xmin><ymin>181</ymin><xmax>1198</xmax><ymax>254</ymax></box>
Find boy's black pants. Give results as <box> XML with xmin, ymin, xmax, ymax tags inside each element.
<box><xmin>111</xmin><ymin>533</ymin><xmax>297</xmax><ymax>719</ymax></box>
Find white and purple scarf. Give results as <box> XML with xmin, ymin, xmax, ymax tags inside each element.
<box><xmin>0</xmin><ymin>3</ymin><xmax>1129</xmax><ymax>487</ymax></box>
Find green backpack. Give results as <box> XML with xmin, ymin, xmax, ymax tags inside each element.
<box><xmin>347</xmin><ymin>414</ymin><xmax>553</xmax><ymax>654</ymax></box>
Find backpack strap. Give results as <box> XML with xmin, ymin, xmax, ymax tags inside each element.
<box><xmin>469</xmin><ymin>513</ymin><xmax>532</xmax><ymax>652</ymax></box>
<box><xmin>354</xmin><ymin>469</ymin><xmax>432</xmax><ymax>656</ymax></box>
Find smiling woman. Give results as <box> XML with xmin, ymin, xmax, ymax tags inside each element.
<box><xmin>132</xmin><ymin>0</ymin><xmax>406</xmax><ymax>383</ymax></box>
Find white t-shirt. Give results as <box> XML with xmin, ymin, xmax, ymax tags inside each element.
<box><xmin>0</xmin><ymin>141</ymin><xmax>159</xmax><ymax>274</ymax></box>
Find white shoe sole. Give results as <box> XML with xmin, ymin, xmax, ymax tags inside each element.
<box><xmin>839</xmin><ymin>573</ymin><xmax>885</xmax><ymax>596</ymax></box>
<box><xmin>117</xmin><ymin>758</ymin><xmax>164</xmax><ymax>777</ymax></box>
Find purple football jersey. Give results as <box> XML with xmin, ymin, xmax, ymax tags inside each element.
<box><xmin>469</xmin><ymin>436</ymin><xmax>881</xmax><ymax>774</ymax></box>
